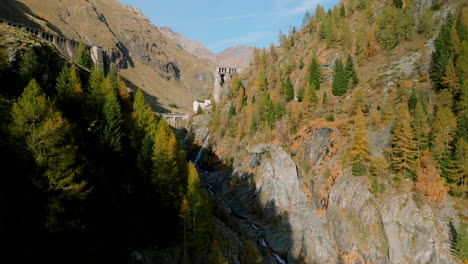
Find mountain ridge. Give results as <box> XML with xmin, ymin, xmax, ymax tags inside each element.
<box><xmin>159</xmin><ymin>25</ymin><xmax>254</xmax><ymax>68</ymax></box>
<box><xmin>0</xmin><ymin>0</ymin><xmax>215</xmax><ymax>109</ymax></box>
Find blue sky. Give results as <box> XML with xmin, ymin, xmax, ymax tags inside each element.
<box><xmin>117</xmin><ymin>0</ymin><xmax>340</xmax><ymax>53</ymax></box>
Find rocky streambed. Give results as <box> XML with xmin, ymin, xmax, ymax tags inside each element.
<box><xmin>188</xmin><ymin>122</ymin><xmax>463</xmax><ymax>264</ymax></box>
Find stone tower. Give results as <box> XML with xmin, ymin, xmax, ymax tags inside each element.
<box><xmin>213</xmin><ymin>67</ymin><xmax>240</xmax><ymax>103</ymax></box>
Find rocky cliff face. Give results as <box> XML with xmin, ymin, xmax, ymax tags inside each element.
<box><xmin>188</xmin><ymin>119</ymin><xmax>463</xmax><ymax>263</ymax></box>
<box><xmin>0</xmin><ymin>0</ymin><xmax>214</xmax><ymax>109</ymax></box>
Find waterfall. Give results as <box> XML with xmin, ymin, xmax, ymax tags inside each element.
<box><xmin>194</xmin><ymin>134</ymin><xmax>210</xmax><ymax>164</ymax></box>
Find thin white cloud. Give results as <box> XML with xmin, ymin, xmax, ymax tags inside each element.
<box><xmin>214</xmin><ymin>0</ymin><xmax>322</xmax><ymax>22</ymax></box>
<box><xmin>210</xmin><ymin>31</ymin><xmax>275</xmax><ymax>50</ymax></box>
<box><xmin>284</xmin><ymin>0</ymin><xmax>320</xmax><ymax>15</ymax></box>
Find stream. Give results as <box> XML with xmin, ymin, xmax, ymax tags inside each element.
<box><xmin>193</xmin><ymin>134</ymin><xmax>288</xmax><ymax>264</ymax></box>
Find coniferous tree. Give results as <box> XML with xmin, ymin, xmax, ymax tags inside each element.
<box><xmin>88</xmin><ymin>66</ymin><xmax>105</xmax><ymax>115</ymax></box>
<box><xmin>365</xmin><ymin>28</ymin><xmax>378</xmax><ymax>59</ymax></box>
<box><xmin>308</xmin><ymin>54</ymin><xmax>321</xmax><ymax>90</ymax></box>
<box><xmin>345</xmin><ymin>55</ymin><xmax>359</xmax><ymax>86</ymax></box>
<box><xmin>55</xmin><ymin>65</ymin><xmax>74</xmax><ymax>108</ymax></box>
<box><xmin>415</xmin><ymin>151</ymin><xmax>448</xmax><ymax>202</ymax></box>
<box><xmin>284</xmin><ymin>76</ymin><xmax>294</xmax><ymax>102</ymax></box>
<box><xmin>417</xmin><ymin>9</ymin><xmax>434</xmax><ymax>38</ymax></box>
<box><xmin>431</xmin><ymin>18</ymin><xmax>453</xmax><ymax>88</ymax></box>
<box><xmin>350</xmin><ymin>107</ymin><xmax>370</xmax><ymax>163</ymax></box>
<box><xmin>258</xmin><ymin>71</ymin><xmax>267</xmax><ymax>90</ymax></box>
<box><xmin>377</xmin><ymin>7</ymin><xmax>413</xmax><ymax>50</ymax></box>
<box><xmin>19</xmin><ymin>49</ymin><xmax>40</xmax><ymax>85</ymax></box>
<box><xmin>412</xmin><ymin>101</ymin><xmax>431</xmax><ymax>159</ymax></box>
<box><xmin>228</xmin><ymin>102</ymin><xmax>236</xmax><ymax>118</ymax></box>
<box><xmin>332</xmin><ymin>59</ymin><xmax>347</xmax><ymax>96</ymax></box>
<box><xmin>70</xmin><ymin>65</ymin><xmax>83</xmax><ymax>96</ymax></box>
<box><xmin>133</xmin><ymin>89</ymin><xmax>157</xmax><ymax>134</ymax></box>
<box><xmin>457</xmin><ymin>81</ymin><xmax>468</xmax><ymax>141</ymax></box>
<box><xmin>137</xmin><ymin>131</ymin><xmax>154</xmax><ymax>175</ymax></box>
<box><xmin>76</xmin><ymin>42</ymin><xmax>92</xmax><ymax>69</ymax></box>
<box><xmin>340</xmin><ymin>4</ymin><xmax>346</xmax><ymax>17</ymax></box>
<box><xmin>182</xmin><ymin>162</ymin><xmax>212</xmax><ymax>262</ymax></box>
<box><xmin>152</xmin><ymin>118</ymin><xmax>186</xmax><ymax>206</ymax></box>
<box><xmin>451</xmin><ymin>138</ymin><xmax>467</xmax><ymax>188</ymax></box>
<box><xmin>390</xmin><ymin>103</ymin><xmax>416</xmax><ymax>175</ymax></box>
<box><xmin>297</xmin><ymin>86</ymin><xmax>305</xmax><ymax>102</ymax></box>
<box><xmin>441</xmin><ymin>59</ymin><xmax>460</xmax><ymax>95</ymax></box>
<box><xmin>393</xmin><ymin>0</ymin><xmax>403</xmax><ymax>8</ymax></box>
<box><xmin>102</xmin><ymin>93</ymin><xmax>123</xmax><ymax>153</ymax></box>
<box><xmin>322</xmin><ymin>91</ymin><xmax>328</xmax><ymax>105</ymax></box>
<box><xmin>11</xmin><ymin>79</ymin><xmax>52</xmax><ymax>137</ymax></box>
<box><xmin>431</xmin><ymin>107</ymin><xmax>457</xmax><ymax>176</ymax></box>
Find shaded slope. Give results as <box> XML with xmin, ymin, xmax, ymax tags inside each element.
<box><xmin>1</xmin><ymin>0</ymin><xmax>214</xmax><ymax>109</ymax></box>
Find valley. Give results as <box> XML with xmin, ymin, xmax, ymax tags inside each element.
<box><xmin>0</xmin><ymin>0</ymin><xmax>467</xmax><ymax>263</ymax></box>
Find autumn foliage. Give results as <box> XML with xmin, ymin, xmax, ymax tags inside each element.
<box><xmin>415</xmin><ymin>151</ymin><xmax>448</xmax><ymax>202</ymax></box>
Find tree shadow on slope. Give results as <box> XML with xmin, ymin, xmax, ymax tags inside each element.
<box><xmin>0</xmin><ymin>0</ymin><xmax>64</xmax><ymax>36</ymax></box>
<box><xmin>188</xmin><ymin>139</ymin><xmax>310</xmax><ymax>264</ymax></box>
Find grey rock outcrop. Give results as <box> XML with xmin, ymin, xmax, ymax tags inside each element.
<box><xmin>224</xmin><ymin>138</ymin><xmax>460</xmax><ymax>263</ymax></box>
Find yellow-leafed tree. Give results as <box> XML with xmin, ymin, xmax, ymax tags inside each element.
<box><xmin>350</xmin><ymin>107</ymin><xmax>370</xmax><ymax>163</ymax></box>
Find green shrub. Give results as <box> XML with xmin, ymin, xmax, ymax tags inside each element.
<box><xmin>352</xmin><ymin>162</ymin><xmax>366</xmax><ymax>176</ymax></box>
<box><xmin>454</xmin><ymin>223</ymin><xmax>468</xmax><ymax>260</ymax></box>
<box><xmin>326</xmin><ymin>114</ymin><xmax>335</xmax><ymax>121</ymax></box>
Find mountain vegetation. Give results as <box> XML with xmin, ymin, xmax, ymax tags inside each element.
<box><xmin>0</xmin><ymin>27</ymin><xmax>224</xmax><ymax>264</ymax></box>
<box><xmin>206</xmin><ymin>0</ymin><xmax>467</xmax><ymax>261</ymax></box>
<box><xmin>1</xmin><ymin>0</ymin><xmax>467</xmax><ymax>263</ymax></box>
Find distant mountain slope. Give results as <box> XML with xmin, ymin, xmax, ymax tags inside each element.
<box><xmin>215</xmin><ymin>45</ymin><xmax>253</xmax><ymax>68</ymax></box>
<box><xmin>0</xmin><ymin>0</ymin><xmax>214</xmax><ymax>109</ymax></box>
<box><xmin>160</xmin><ymin>26</ymin><xmax>254</xmax><ymax>68</ymax></box>
<box><xmin>159</xmin><ymin>26</ymin><xmax>217</xmax><ymax>64</ymax></box>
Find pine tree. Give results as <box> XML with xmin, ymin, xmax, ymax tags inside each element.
<box><xmin>332</xmin><ymin>59</ymin><xmax>347</xmax><ymax>96</ymax></box>
<box><xmin>340</xmin><ymin>4</ymin><xmax>346</xmax><ymax>17</ymax></box>
<box><xmin>55</xmin><ymin>65</ymin><xmax>74</xmax><ymax>107</ymax></box>
<box><xmin>76</xmin><ymin>42</ymin><xmax>92</xmax><ymax>69</ymax></box>
<box><xmin>431</xmin><ymin>19</ymin><xmax>453</xmax><ymax>88</ymax></box>
<box><xmin>133</xmin><ymin>89</ymin><xmax>157</xmax><ymax>134</ymax></box>
<box><xmin>431</xmin><ymin>107</ymin><xmax>457</xmax><ymax>174</ymax></box>
<box><xmin>136</xmin><ymin>131</ymin><xmax>154</xmax><ymax>174</ymax></box>
<box><xmin>441</xmin><ymin>59</ymin><xmax>460</xmax><ymax>95</ymax></box>
<box><xmin>393</xmin><ymin>0</ymin><xmax>403</xmax><ymax>8</ymax></box>
<box><xmin>345</xmin><ymin>54</ymin><xmax>359</xmax><ymax>86</ymax></box>
<box><xmin>102</xmin><ymin>93</ymin><xmax>123</xmax><ymax>152</ymax></box>
<box><xmin>228</xmin><ymin>102</ymin><xmax>236</xmax><ymax>119</ymax></box>
<box><xmin>70</xmin><ymin>66</ymin><xmax>83</xmax><ymax>96</ymax></box>
<box><xmin>417</xmin><ymin>9</ymin><xmax>434</xmax><ymax>38</ymax></box>
<box><xmin>19</xmin><ymin>49</ymin><xmax>40</xmax><ymax>85</ymax></box>
<box><xmin>258</xmin><ymin>71</ymin><xmax>267</xmax><ymax>90</ymax></box>
<box><xmin>28</xmin><ymin>111</ymin><xmax>88</xmax><ymax>231</ymax></box>
<box><xmin>182</xmin><ymin>162</ymin><xmax>211</xmax><ymax>260</ymax></box>
<box><xmin>11</xmin><ymin>79</ymin><xmax>52</xmax><ymax>137</ymax></box>
<box><xmin>451</xmin><ymin>138</ymin><xmax>467</xmax><ymax>188</ymax></box>
<box><xmin>457</xmin><ymin>81</ymin><xmax>468</xmax><ymax>141</ymax></box>
<box><xmin>284</xmin><ymin>76</ymin><xmax>294</xmax><ymax>102</ymax></box>
<box><xmin>297</xmin><ymin>86</ymin><xmax>305</xmax><ymax>102</ymax></box>
<box><xmin>350</xmin><ymin>107</ymin><xmax>370</xmax><ymax>162</ymax></box>
<box><xmin>152</xmin><ymin>118</ymin><xmax>186</xmax><ymax>206</ymax></box>
<box><xmin>377</xmin><ymin>7</ymin><xmax>410</xmax><ymax>50</ymax></box>
<box><xmin>390</xmin><ymin>103</ymin><xmax>416</xmax><ymax>175</ymax></box>
<box><xmin>88</xmin><ymin>67</ymin><xmax>105</xmax><ymax>114</ymax></box>
<box><xmin>365</xmin><ymin>28</ymin><xmax>378</xmax><ymax>59</ymax></box>
<box><xmin>412</xmin><ymin>101</ymin><xmax>430</xmax><ymax>159</ymax></box>
<box><xmin>322</xmin><ymin>91</ymin><xmax>328</xmax><ymax>105</ymax></box>
<box><xmin>308</xmin><ymin>54</ymin><xmax>321</xmax><ymax>90</ymax></box>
